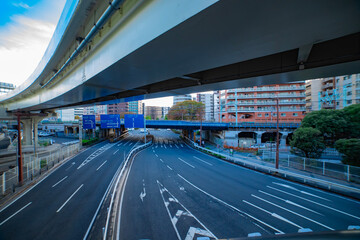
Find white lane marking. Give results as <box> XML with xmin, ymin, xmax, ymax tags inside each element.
<box><xmin>0</xmin><ymin>202</ymin><xmax>32</xmax><ymax>226</ymax></box>
<box><xmin>157</xmin><ymin>180</ymin><xmax>217</xmax><ymax>240</ymax></box>
<box><xmin>96</xmin><ymin>160</ymin><xmax>108</xmax><ymax>171</ymax></box>
<box><xmin>185</xmin><ymin>227</ymin><xmax>215</xmax><ymax>240</ymax></box>
<box><xmin>164</xmin><ymin>145</ymin><xmax>167</xmax><ymax>149</ymax></box>
<box><xmin>65</xmin><ymin>162</ymin><xmax>76</xmax><ymax>171</ymax></box>
<box><xmin>78</xmin><ymin>144</ymin><xmax>114</xmax><ymax>169</ymax></box>
<box><xmin>175</xmin><ymin>144</ymin><xmax>179</xmax><ymax>149</ymax></box>
<box><xmin>128</xmin><ymin>142</ymin><xmax>133</xmax><ymax>146</ymax></box>
<box><xmin>113</xmin><ymin>149</ymin><xmax>119</xmax><ymax>155</ymax></box>
<box><xmin>243</xmin><ymin>200</ymin><xmax>302</xmax><ymax>229</ymax></box>
<box><xmin>160</xmin><ymin>159</ymin><xmax>164</xmax><ymax>163</ymax></box>
<box><xmin>272</xmin><ymin>182</ymin><xmax>330</xmax><ymax>201</ymax></box>
<box><xmin>267</xmin><ymin>186</ymin><xmax>360</xmax><ymax>220</ymax></box>
<box><xmin>140</xmin><ymin>180</ymin><xmax>146</xmax><ymax>202</ymax></box>
<box><xmin>259</xmin><ymin>190</ymin><xmax>322</xmax><ymax>215</ymax></box>
<box><xmin>56</xmin><ymin>184</ymin><xmax>84</xmax><ymax>212</ymax></box>
<box><xmin>167</xmin><ymin>165</ymin><xmax>173</xmax><ymax>171</ymax></box>
<box><xmin>276</xmin><ymin>178</ymin><xmax>360</xmax><ymax>205</ymax></box>
<box><xmin>117</xmin><ymin>143</ymin><xmax>123</xmax><ymax>146</ymax></box>
<box><xmin>193</xmin><ymin>156</ymin><xmax>213</xmax><ymax>166</ymax></box>
<box><xmin>153</xmin><ymin>150</ymin><xmax>155</xmax><ymax>153</ymax></box>
<box><xmin>169</xmin><ymin>144</ymin><xmax>173</xmax><ymax>148</ymax></box>
<box><xmin>180</xmin><ymin>144</ymin><xmax>184</xmax><ymax>147</ymax></box>
<box><xmin>122</xmin><ymin>141</ymin><xmax>128</xmax><ymax>146</ymax></box>
<box><xmin>177</xmin><ymin>174</ymin><xmax>284</xmax><ymax>234</ymax></box>
<box><xmin>178</xmin><ymin>157</ymin><xmax>195</xmax><ymax>168</ymax></box>
<box><xmin>252</xmin><ymin>194</ymin><xmax>334</xmax><ymax>230</ymax></box>
<box><xmin>155</xmin><ymin>154</ymin><xmax>159</xmax><ymax>157</ymax></box>
<box><xmin>52</xmin><ymin>176</ymin><xmax>68</xmax><ymax>188</ymax></box>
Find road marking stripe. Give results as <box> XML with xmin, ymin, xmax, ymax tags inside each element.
<box><xmin>0</xmin><ymin>202</ymin><xmax>32</xmax><ymax>226</ymax></box>
<box><xmin>193</xmin><ymin>156</ymin><xmax>212</xmax><ymax>166</ymax></box>
<box><xmin>267</xmin><ymin>186</ymin><xmax>360</xmax><ymax>220</ymax></box>
<box><xmin>175</xmin><ymin>144</ymin><xmax>179</xmax><ymax>149</ymax></box>
<box><xmin>155</xmin><ymin>154</ymin><xmax>159</xmax><ymax>157</ymax></box>
<box><xmin>117</xmin><ymin>143</ymin><xmax>123</xmax><ymax>146</ymax></box>
<box><xmin>252</xmin><ymin>194</ymin><xmax>334</xmax><ymax>230</ymax></box>
<box><xmin>178</xmin><ymin>158</ymin><xmax>195</xmax><ymax>168</ymax></box>
<box><xmin>259</xmin><ymin>190</ymin><xmax>322</xmax><ymax>215</ymax></box>
<box><xmin>177</xmin><ymin>174</ymin><xmax>284</xmax><ymax>234</ymax></box>
<box><xmin>113</xmin><ymin>149</ymin><xmax>119</xmax><ymax>155</ymax></box>
<box><xmin>56</xmin><ymin>184</ymin><xmax>84</xmax><ymax>213</ymax></box>
<box><xmin>96</xmin><ymin>160</ymin><xmax>108</xmax><ymax>171</ymax></box>
<box><xmin>160</xmin><ymin>159</ymin><xmax>164</xmax><ymax>163</ymax></box>
<box><xmin>167</xmin><ymin>165</ymin><xmax>173</xmax><ymax>171</ymax></box>
<box><xmin>243</xmin><ymin>200</ymin><xmax>302</xmax><ymax>228</ymax></box>
<box><xmin>52</xmin><ymin>176</ymin><xmax>68</xmax><ymax>188</ymax></box>
<box><xmin>272</xmin><ymin>182</ymin><xmax>330</xmax><ymax>201</ymax></box>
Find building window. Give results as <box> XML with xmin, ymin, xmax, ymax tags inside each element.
<box><xmin>347</xmin><ymin>100</ymin><xmax>352</xmax><ymax>104</ymax></box>
<box><xmin>293</xmin><ymin>113</ymin><xmax>298</xmax><ymax>116</ymax></box>
<box><xmin>281</xmin><ymin>113</ymin><xmax>286</xmax><ymax>116</ymax></box>
<box><xmin>265</xmin><ymin>113</ymin><xmax>269</xmax><ymax>117</ymax></box>
<box><xmin>257</xmin><ymin>113</ymin><xmax>262</xmax><ymax>117</ymax></box>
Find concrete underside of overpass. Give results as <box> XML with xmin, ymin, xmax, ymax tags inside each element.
<box><xmin>0</xmin><ymin>0</ymin><xmax>359</xmax><ymax>112</ymax></box>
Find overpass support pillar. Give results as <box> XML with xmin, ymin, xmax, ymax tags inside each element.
<box><xmin>21</xmin><ymin>119</ymin><xmax>33</xmax><ymax>146</ymax></box>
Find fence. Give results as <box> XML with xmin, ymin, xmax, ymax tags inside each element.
<box><xmin>0</xmin><ymin>143</ymin><xmax>80</xmax><ymax>196</ymax></box>
<box><xmin>261</xmin><ymin>151</ymin><xmax>360</xmax><ymax>183</ymax></box>
<box><xmin>182</xmin><ymin>136</ymin><xmax>360</xmax><ymax>199</ymax></box>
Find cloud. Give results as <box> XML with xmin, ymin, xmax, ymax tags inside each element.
<box><xmin>12</xmin><ymin>2</ymin><xmax>31</xmax><ymax>9</ymax></box>
<box><xmin>0</xmin><ymin>15</ymin><xmax>54</xmax><ymax>50</ymax></box>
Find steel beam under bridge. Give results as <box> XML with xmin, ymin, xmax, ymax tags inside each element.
<box><xmin>137</xmin><ymin>120</ymin><xmax>229</xmax><ymax>130</ymax></box>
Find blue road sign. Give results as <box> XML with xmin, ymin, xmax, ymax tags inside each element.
<box><xmin>124</xmin><ymin>114</ymin><xmax>144</xmax><ymax>128</ymax></box>
<box><xmin>83</xmin><ymin>115</ymin><xmax>96</xmax><ymax>129</ymax></box>
<box><xmin>100</xmin><ymin>114</ymin><xmax>120</xmax><ymax>129</ymax></box>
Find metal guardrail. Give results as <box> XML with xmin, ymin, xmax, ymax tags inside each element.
<box><xmin>1</xmin><ymin>143</ymin><xmax>80</xmax><ymax>196</ymax></box>
<box><xmin>102</xmin><ymin>140</ymin><xmax>152</xmax><ymax>240</ymax></box>
<box><xmin>183</xmin><ymin>137</ymin><xmax>360</xmax><ymax>199</ymax></box>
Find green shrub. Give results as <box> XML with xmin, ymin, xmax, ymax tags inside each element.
<box><xmin>335</xmin><ymin>138</ymin><xmax>360</xmax><ymax>166</ymax></box>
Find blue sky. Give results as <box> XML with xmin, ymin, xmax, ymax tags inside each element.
<box><xmin>0</xmin><ymin>0</ymin><xmax>66</xmax><ymax>86</ymax></box>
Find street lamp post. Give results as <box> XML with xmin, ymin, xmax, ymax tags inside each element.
<box><xmin>275</xmin><ymin>97</ymin><xmax>280</xmax><ymax>169</ymax></box>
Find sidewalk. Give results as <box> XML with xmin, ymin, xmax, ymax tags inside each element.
<box><xmin>202</xmin><ymin>140</ymin><xmax>360</xmax><ymax>190</ymax></box>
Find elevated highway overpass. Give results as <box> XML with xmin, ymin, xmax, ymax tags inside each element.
<box><xmin>0</xmin><ymin>0</ymin><xmax>359</xmax><ymax>113</ymax></box>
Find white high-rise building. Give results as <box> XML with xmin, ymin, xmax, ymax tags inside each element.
<box><xmin>196</xmin><ymin>92</ymin><xmax>216</xmax><ymax>121</ymax></box>
<box><xmin>173</xmin><ymin>94</ymin><xmax>192</xmax><ymax>105</ymax></box>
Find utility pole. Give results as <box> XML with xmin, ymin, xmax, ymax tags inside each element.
<box><xmin>275</xmin><ymin>97</ymin><xmax>280</xmax><ymax>169</ymax></box>
<box><xmin>143</xmin><ymin>103</ymin><xmax>146</xmax><ymax>143</ymax></box>
<box><xmin>79</xmin><ymin>117</ymin><xmax>83</xmax><ymax>147</ymax></box>
<box><xmin>199</xmin><ymin>110</ymin><xmax>203</xmax><ymax>147</ymax></box>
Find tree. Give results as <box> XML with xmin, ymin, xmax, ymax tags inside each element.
<box><xmin>300</xmin><ymin>109</ymin><xmax>350</xmax><ymax>145</ymax></box>
<box><xmin>290</xmin><ymin>127</ymin><xmax>326</xmax><ymax>158</ymax></box>
<box><xmin>343</xmin><ymin>104</ymin><xmax>360</xmax><ymax>138</ymax></box>
<box><xmin>145</xmin><ymin>115</ymin><xmax>152</xmax><ymax>120</ymax></box>
<box><xmin>335</xmin><ymin>139</ymin><xmax>360</xmax><ymax>166</ymax></box>
<box><xmin>168</xmin><ymin>100</ymin><xmax>204</xmax><ymax>121</ymax></box>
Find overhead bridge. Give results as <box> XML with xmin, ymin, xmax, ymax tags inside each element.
<box><xmin>144</xmin><ymin>120</ymin><xmax>229</xmax><ymax>130</ymax></box>
<box><xmin>0</xmin><ymin>0</ymin><xmax>359</xmax><ymax>112</ymax></box>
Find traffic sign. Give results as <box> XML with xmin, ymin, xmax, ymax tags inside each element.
<box><xmin>100</xmin><ymin>114</ymin><xmax>120</xmax><ymax>129</ymax></box>
<box><xmin>83</xmin><ymin>115</ymin><xmax>96</xmax><ymax>129</ymax></box>
<box><xmin>124</xmin><ymin>114</ymin><xmax>144</xmax><ymax>128</ymax></box>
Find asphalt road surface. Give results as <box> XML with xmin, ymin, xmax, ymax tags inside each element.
<box><xmin>0</xmin><ymin>135</ymin><xmax>141</xmax><ymax>240</ymax></box>
<box><xmin>119</xmin><ymin>131</ymin><xmax>360</xmax><ymax>239</ymax></box>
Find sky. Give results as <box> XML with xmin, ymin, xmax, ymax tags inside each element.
<box><xmin>0</xmin><ymin>0</ymin><xmax>66</xmax><ymax>87</ymax></box>
<box><xmin>0</xmin><ymin>1</ymin><xmax>208</xmax><ymax>108</ymax></box>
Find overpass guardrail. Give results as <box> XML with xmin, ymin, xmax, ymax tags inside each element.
<box><xmin>182</xmin><ymin>136</ymin><xmax>360</xmax><ymax>200</ymax></box>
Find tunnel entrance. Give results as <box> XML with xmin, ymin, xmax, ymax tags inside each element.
<box><xmin>261</xmin><ymin>132</ymin><xmax>282</xmax><ymax>143</ymax></box>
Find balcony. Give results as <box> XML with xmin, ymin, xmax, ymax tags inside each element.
<box><xmin>226</xmin><ymin>107</ymin><xmax>305</xmax><ymax>112</ymax></box>
<box><xmin>227</xmin><ymin>86</ymin><xmax>305</xmax><ymax>93</ymax></box>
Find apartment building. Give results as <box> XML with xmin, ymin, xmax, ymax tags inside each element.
<box><xmin>306</xmin><ymin>74</ymin><xmax>360</xmax><ymax>111</ymax></box>
<box><xmin>173</xmin><ymin>94</ymin><xmax>192</xmax><ymax>105</ymax></box>
<box><xmin>145</xmin><ymin>106</ymin><xmax>162</xmax><ymax>120</ymax></box>
<box><xmin>219</xmin><ymin>82</ymin><xmax>306</xmax><ymax>124</ymax></box>
<box><xmin>196</xmin><ymin>93</ymin><xmax>216</xmax><ymax>121</ymax></box>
